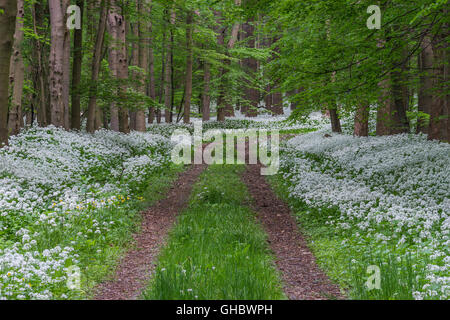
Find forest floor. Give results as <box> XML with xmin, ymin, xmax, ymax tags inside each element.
<box><xmin>94</xmin><ymin>164</ymin><xmax>206</xmax><ymax>300</ymax></box>
<box><xmin>1</xmin><ymin>115</ymin><xmax>448</xmax><ymax>300</ymax></box>
<box><xmin>94</xmin><ymin>160</ymin><xmax>341</xmax><ymax>300</ymax></box>
<box><xmin>95</xmin><ymin>165</ymin><xmax>342</xmax><ymax>300</ymax></box>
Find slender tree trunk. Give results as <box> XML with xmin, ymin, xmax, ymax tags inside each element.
<box><xmin>272</xmin><ymin>92</ymin><xmax>283</xmax><ymax>115</ymax></box>
<box><xmin>242</xmin><ymin>20</ymin><xmax>259</xmax><ymax>117</ymax></box>
<box><xmin>49</xmin><ymin>0</ymin><xmax>69</xmax><ymax>128</ymax></box>
<box><xmin>417</xmin><ymin>36</ymin><xmax>433</xmax><ymax>134</ymax></box>
<box><xmin>377</xmin><ymin>73</ymin><xmax>395</xmax><ymax>135</ymax></box>
<box><xmin>62</xmin><ymin>6</ymin><xmax>71</xmax><ymax>130</ymax></box>
<box><xmin>271</xmin><ymin>37</ymin><xmax>283</xmax><ymax>116</ymax></box>
<box><xmin>8</xmin><ymin>0</ymin><xmax>25</xmax><ymax>136</ymax></box>
<box><xmin>164</xmin><ymin>9</ymin><xmax>176</xmax><ymax>123</ymax></box>
<box><xmin>0</xmin><ymin>0</ymin><xmax>17</xmax><ymax>146</ymax></box>
<box><xmin>329</xmin><ymin>105</ymin><xmax>342</xmax><ymax>133</ymax></box>
<box><xmin>107</xmin><ymin>0</ymin><xmax>123</xmax><ymax>132</ymax></box>
<box><xmin>71</xmin><ymin>0</ymin><xmax>84</xmax><ymax>130</ymax></box>
<box><xmin>354</xmin><ymin>104</ymin><xmax>369</xmax><ymax>137</ymax></box>
<box><xmin>147</xmin><ymin>0</ymin><xmax>156</xmax><ymax>124</ymax></box>
<box><xmin>183</xmin><ymin>11</ymin><xmax>194</xmax><ymax>124</ymax></box>
<box><xmin>429</xmin><ymin>15</ymin><xmax>449</xmax><ymax>142</ymax></box>
<box><xmin>129</xmin><ymin>5</ymin><xmax>139</xmax><ymax>131</ymax></box>
<box><xmin>87</xmin><ymin>0</ymin><xmax>107</xmax><ymax>133</ymax></box>
<box><xmin>265</xmin><ymin>85</ymin><xmax>272</xmax><ymax>112</ymax></box>
<box><xmin>31</xmin><ymin>2</ymin><xmax>47</xmax><ymax>127</ymax></box>
<box><xmin>164</xmin><ymin>9</ymin><xmax>175</xmax><ymax>123</ymax></box>
<box><xmin>202</xmin><ymin>62</ymin><xmax>211</xmax><ymax>121</ymax></box>
<box><xmin>135</xmin><ymin>0</ymin><xmax>148</xmax><ymax>132</ymax></box>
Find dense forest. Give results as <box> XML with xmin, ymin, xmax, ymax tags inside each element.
<box><xmin>0</xmin><ymin>0</ymin><xmax>448</xmax><ymax>144</ymax></box>
<box><xmin>0</xmin><ymin>0</ymin><xmax>448</xmax><ymax>302</ymax></box>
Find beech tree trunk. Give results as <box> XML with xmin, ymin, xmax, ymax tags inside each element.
<box><xmin>429</xmin><ymin>16</ymin><xmax>449</xmax><ymax>142</ymax></box>
<box><xmin>376</xmin><ymin>74</ymin><xmax>395</xmax><ymax>136</ymax></box>
<box><xmin>135</xmin><ymin>0</ymin><xmax>149</xmax><ymax>132</ymax></box>
<box><xmin>71</xmin><ymin>0</ymin><xmax>84</xmax><ymax>130</ymax></box>
<box><xmin>31</xmin><ymin>2</ymin><xmax>48</xmax><ymax>127</ymax></box>
<box><xmin>215</xmin><ymin>1</ymin><xmax>241</xmax><ymax>121</ymax></box>
<box><xmin>183</xmin><ymin>11</ymin><xmax>194</xmax><ymax>124</ymax></box>
<box><xmin>0</xmin><ymin>0</ymin><xmax>17</xmax><ymax>146</ymax></box>
<box><xmin>202</xmin><ymin>62</ymin><xmax>211</xmax><ymax>121</ymax></box>
<box><xmin>8</xmin><ymin>0</ymin><xmax>25</xmax><ymax>136</ymax></box>
<box><xmin>129</xmin><ymin>6</ymin><xmax>139</xmax><ymax>131</ymax></box>
<box><xmin>164</xmin><ymin>9</ymin><xmax>175</xmax><ymax>123</ymax></box>
<box><xmin>329</xmin><ymin>105</ymin><xmax>342</xmax><ymax>133</ymax></box>
<box><xmin>417</xmin><ymin>36</ymin><xmax>433</xmax><ymax>134</ymax></box>
<box><xmin>354</xmin><ymin>104</ymin><xmax>369</xmax><ymax>137</ymax></box>
<box><xmin>242</xmin><ymin>20</ymin><xmax>259</xmax><ymax>117</ymax></box>
<box><xmin>49</xmin><ymin>0</ymin><xmax>70</xmax><ymax>128</ymax></box>
<box><xmin>147</xmin><ymin>0</ymin><xmax>156</xmax><ymax>124</ymax></box>
<box><xmin>87</xmin><ymin>0</ymin><xmax>107</xmax><ymax>133</ymax></box>
<box><xmin>107</xmin><ymin>1</ymin><xmax>127</xmax><ymax>132</ymax></box>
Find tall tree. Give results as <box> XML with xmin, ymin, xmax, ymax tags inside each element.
<box><xmin>87</xmin><ymin>0</ymin><xmax>108</xmax><ymax>133</ymax></box>
<box><xmin>0</xmin><ymin>0</ymin><xmax>17</xmax><ymax>146</ymax></box>
<box><xmin>147</xmin><ymin>0</ymin><xmax>156</xmax><ymax>124</ymax></box>
<box><xmin>202</xmin><ymin>61</ymin><xmax>211</xmax><ymax>121</ymax></box>
<box><xmin>8</xmin><ymin>0</ymin><xmax>25</xmax><ymax>136</ymax></box>
<box><xmin>48</xmin><ymin>0</ymin><xmax>70</xmax><ymax>128</ymax></box>
<box><xmin>107</xmin><ymin>0</ymin><xmax>128</xmax><ymax>132</ymax></box>
<box><xmin>164</xmin><ymin>8</ymin><xmax>175</xmax><ymax>123</ymax></box>
<box><xmin>135</xmin><ymin>0</ymin><xmax>148</xmax><ymax>132</ymax></box>
<box><xmin>242</xmin><ymin>19</ymin><xmax>259</xmax><ymax>117</ymax></box>
<box><xmin>31</xmin><ymin>2</ymin><xmax>48</xmax><ymax>127</ymax></box>
<box><xmin>183</xmin><ymin>10</ymin><xmax>194</xmax><ymax>124</ymax></box>
<box><xmin>71</xmin><ymin>0</ymin><xmax>85</xmax><ymax>130</ymax></box>
<box><xmin>417</xmin><ymin>36</ymin><xmax>433</xmax><ymax>134</ymax></box>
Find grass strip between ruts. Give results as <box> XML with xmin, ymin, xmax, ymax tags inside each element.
<box><xmin>142</xmin><ymin>165</ymin><xmax>285</xmax><ymax>300</ymax></box>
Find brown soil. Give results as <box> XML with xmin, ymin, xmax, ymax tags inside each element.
<box><xmin>241</xmin><ymin>164</ymin><xmax>343</xmax><ymax>300</ymax></box>
<box><xmin>93</xmin><ymin>164</ymin><xmax>206</xmax><ymax>300</ymax></box>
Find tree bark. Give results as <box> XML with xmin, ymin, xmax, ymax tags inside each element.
<box><xmin>429</xmin><ymin>16</ymin><xmax>449</xmax><ymax>142</ymax></box>
<box><xmin>329</xmin><ymin>105</ymin><xmax>342</xmax><ymax>133</ymax></box>
<box><xmin>31</xmin><ymin>2</ymin><xmax>48</xmax><ymax>127</ymax></box>
<box><xmin>71</xmin><ymin>0</ymin><xmax>84</xmax><ymax>130</ymax></box>
<box><xmin>164</xmin><ymin>8</ymin><xmax>175</xmax><ymax>123</ymax></box>
<box><xmin>417</xmin><ymin>36</ymin><xmax>433</xmax><ymax>134</ymax></box>
<box><xmin>107</xmin><ymin>0</ymin><xmax>127</xmax><ymax>132</ymax></box>
<box><xmin>202</xmin><ymin>61</ymin><xmax>211</xmax><ymax>121</ymax></box>
<box><xmin>354</xmin><ymin>104</ymin><xmax>369</xmax><ymax>137</ymax></box>
<box><xmin>0</xmin><ymin>0</ymin><xmax>17</xmax><ymax>146</ymax></box>
<box><xmin>134</xmin><ymin>0</ymin><xmax>148</xmax><ymax>132</ymax></box>
<box><xmin>49</xmin><ymin>0</ymin><xmax>70</xmax><ymax>128</ymax></box>
<box><xmin>87</xmin><ymin>0</ymin><xmax>107</xmax><ymax>133</ymax></box>
<box><xmin>183</xmin><ymin>10</ymin><xmax>194</xmax><ymax>124</ymax></box>
<box><xmin>8</xmin><ymin>0</ymin><xmax>25</xmax><ymax>136</ymax></box>
<box><xmin>147</xmin><ymin>0</ymin><xmax>156</xmax><ymax>124</ymax></box>
<box><xmin>242</xmin><ymin>20</ymin><xmax>258</xmax><ymax>117</ymax></box>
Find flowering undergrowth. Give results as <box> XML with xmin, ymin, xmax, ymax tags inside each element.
<box><xmin>0</xmin><ymin>126</ymin><xmax>177</xmax><ymax>300</ymax></box>
<box><xmin>276</xmin><ymin>131</ymin><xmax>449</xmax><ymax>299</ymax></box>
<box><xmin>146</xmin><ymin>113</ymin><xmax>328</xmax><ymax>138</ymax></box>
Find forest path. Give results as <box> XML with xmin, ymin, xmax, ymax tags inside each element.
<box><xmin>93</xmin><ymin>164</ymin><xmax>207</xmax><ymax>300</ymax></box>
<box><xmin>241</xmin><ymin>164</ymin><xmax>343</xmax><ymax>300</ymax></box>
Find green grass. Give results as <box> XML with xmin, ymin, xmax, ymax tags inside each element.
<box><xmin>142</xmin><ymin>165</ymin><xmax>285</xmax><ymax>300</ymax></box>
<box><xmin>267</xmin><ymin>174</ymin><xmax>429</xmax><ymax>300</ymax></box>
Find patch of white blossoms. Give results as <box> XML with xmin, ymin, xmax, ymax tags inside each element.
<box><xmin>0</xmin><ymin>126</ymin><xmax>173</xmax><ymax>299</ymax></box>
<box><xmin>281</xmin><ymin>131</ymin><xmax>449</xmax><ymax>300</ymax></box>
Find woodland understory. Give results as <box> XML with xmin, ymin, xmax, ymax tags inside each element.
<box><xmin>0</xmin><ymin>0</ymin><xmax>448</xmax><ymax>300</ymax></box>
